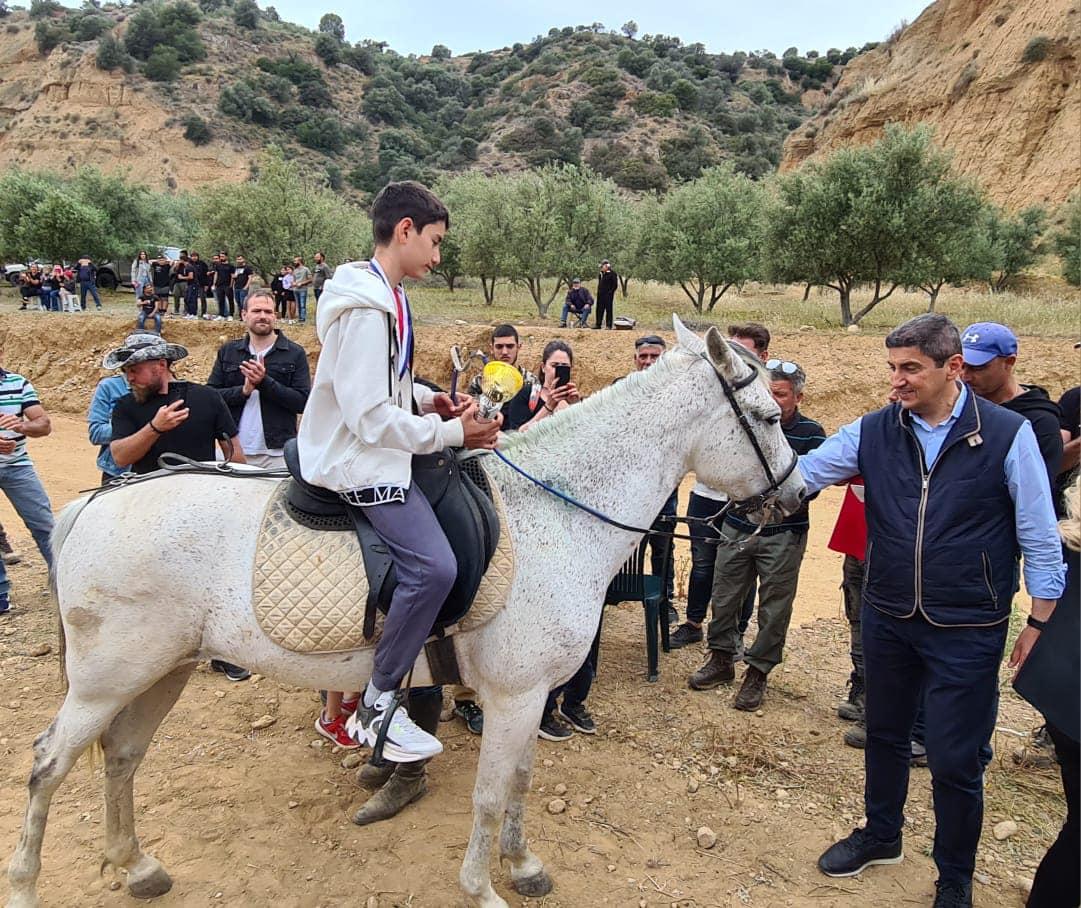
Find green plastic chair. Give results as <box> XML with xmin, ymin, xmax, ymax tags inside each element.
<box><xmin>604</xmin><ymin>539</ymin><xmax>671</xmax><ymax>682</ymax></box>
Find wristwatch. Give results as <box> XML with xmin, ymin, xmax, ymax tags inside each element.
<box><xmin>1026</xmin><ymin>615</ymin><xmax>1048</xmax><ymax>631</ymax></box>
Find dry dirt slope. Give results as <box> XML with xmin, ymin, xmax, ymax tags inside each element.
<box><xmin>782</xmin><ymin>0</ymin><xmax>1081</xmax><ymax>209</ymax></box>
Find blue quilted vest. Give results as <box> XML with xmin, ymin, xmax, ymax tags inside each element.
<box><xmin>857</xmin><ymin>391</ymin><xmax>1024</xmax><ymax>626</ymax></box>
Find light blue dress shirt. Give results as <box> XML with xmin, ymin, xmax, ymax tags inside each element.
<box><xmin>799</xmin><ymin>383</ymin><xmax>1066</xmax><ymax>599</ymax></box>
<box><xmin>88</xmin><ymin>375</ymin><xmax>131</xmax><ymax>478</ymax></box>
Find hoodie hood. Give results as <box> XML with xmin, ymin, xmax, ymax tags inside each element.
<box><xmin>1006</xmin><ymin>385</ymin><xmax>1061</xmax><ymax>421</ymax></box>
<box><xmin>314</xmin><ymin>260</ymin><xmax>395</xmax><ymax>342</ymax></box>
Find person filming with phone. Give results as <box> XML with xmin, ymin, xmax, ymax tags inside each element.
<box><xmin>504</xmin><ymin>340</ymin><xmax>580</xmax><ymax>431</ymax></box>
<box><xmin>106</xmin><ymin>333</ymin><xmax>245</xmax><ymax>474</ymax></box>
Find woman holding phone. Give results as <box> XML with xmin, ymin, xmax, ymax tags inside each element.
<box><xmin>503</xmin><ymin>340</ymin><xmax>580</xmax><ymax>431</ymax></box>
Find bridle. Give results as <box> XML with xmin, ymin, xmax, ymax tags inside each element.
<box><xmin>491</xmin><ymin>350</ymin><xmax>800</xmax><ymax>545</ymax></box>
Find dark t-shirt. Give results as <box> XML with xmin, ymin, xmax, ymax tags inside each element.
<box><xmin>233</xmin><ymin>265</ymin><xmax>253</xmax><ymax>290</ymax></box>
<box><xmin>213</xmin><ymin>262</ymin><xmax>233</xmax><ymax>287</ymax></box>
<box><xmin>1058</xmin><ymin>386</ymin><xmax>1080</xmax><ymax>439</ymax></box>
<box><xmin>111</xmin><ymin>381</ymin><xmax>237</xmax><ymax>475</ymax></box>
<box><xmin>151</xmin><ymin>261</ymin><xmax>172</xmax><ymax>292</ymax></box>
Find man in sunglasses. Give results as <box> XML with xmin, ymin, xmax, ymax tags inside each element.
<box><xmin>689</xmin><ymin>358</ymin><xmax>825</xmax><ymax>712</ymax></box>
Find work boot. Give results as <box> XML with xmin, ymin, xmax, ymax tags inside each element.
<box><xmin>688</xmin><ymin>650</ymin><xmax>735</xmax><ymax>690</ymax></box>
<box><xmin>838</xmin><ymin>675</ymin><xmax>864</xmax><ymax>722</ymax></box>
<box><xmin>843</xmin><ymin>721</ymin><xmax>867</xmax><ymax>749</ymax></box>
<box><xmin>732</xmin><ymin>665</ymin><xmax>768</xmax><ymax>711</ymax></box>
<box><xmin>0</xmin><ymin>529</ymin><xmax>20</xmax><ymax>566</ymax></box>
<box><xmin>352</xmin><ymin>687</ymin><xmax>442</xmax><ymax>826</ymax></box>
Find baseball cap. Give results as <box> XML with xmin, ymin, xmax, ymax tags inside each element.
<box><xmin>960</xmin><ymin>322</ymin><xmax>1018</xmax><ymax>366</ymax></box>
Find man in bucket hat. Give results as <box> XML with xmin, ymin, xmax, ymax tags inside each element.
<box><xmin>107</xmin><ymin>332</ymin><xmax>245</xmax><ymax>475</ymax></box>
<box><xmin>106</xmin><ymin>333</ymin><xmax>250</xmax><ymax>681</ymax></box>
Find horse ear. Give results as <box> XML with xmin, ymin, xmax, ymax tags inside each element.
<box><xmin>704</xmin><ymin>326</ymin><xmax>740</xmax><ymax>381</ymax></box>
<box><xmin>672</xmin><ymin>314</ymin><xmax>704</xmax><ymax>353</ymax></box>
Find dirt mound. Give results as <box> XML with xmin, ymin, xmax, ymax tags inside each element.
<box><xmin>782</xmin><ymin>0</ymin><xmax>1081</xmax><ymax>209</ymax></box>
<box><xmin>5</xmin><ymin>314</ymin><xmax>1075</xmax><ymax>433</ymax></box>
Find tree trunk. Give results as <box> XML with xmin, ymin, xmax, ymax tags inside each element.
<box><xmin>524</xmin><ymin>277</ymin><xmax>544</xmax><ymax>316</ymax></box>
<box><xmin>480</xmin><ymin>276</ymin><xmax>496</xmax><ymax>305</ymax></box>
<box><xmin>802</xmin><ymin>282</ymin><xmax>812</xmax><ymax>302</ymax></box>
<box><xmin>837</xmin><ymin>285</ymin><xmax>853</xmax><ymax>326</ymax></box>
<box><xmin>851</xmin><ymin>280</ymin><xmax>899</xmax><ymax>324</ymax></box>
<box><xmin>619</xmin><ymin>275</ymin><xmax>629</xmax><ymax>298</ymax></box>
<box><xmin>541</xmin><ymin>277</ymin><xmax>567</xmax><ymax>319</ymax></box>
<box><xmin>679</xmin><ymin>280</ymin><xmax>706</xmax><ymax>312</ymax></box>
<box><xmin>706</xmin><ymin>282</ymin><xmax>734</xmax><ymax>312</ymax></box>
<box><xmin>923</xmin><ymin>282</ymin><xmax>943</xmax><ymax>312</ymax></box>
<box><xmin>442</xmin><ymin>272</ymin><xmax>457</xmax><ymax>291</ymax></box>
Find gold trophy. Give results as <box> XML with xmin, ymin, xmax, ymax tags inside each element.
<box><xmin>477</xmin><ymin>361</ymin><xmax>523</xmax><ymax>421</ymax></box>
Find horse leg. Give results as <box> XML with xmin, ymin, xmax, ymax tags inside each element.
<box><xmin>100</xmin><ymin>664</ymin><xmax>195</xmax><ymax>900</ymax></box>
<box><xmin>459</xmin><ymin>691</ymin><xmax>548</xmax><ymax>908</ymax></box>
<box><xmin>499</xmin><ymin>732</ymin><xmax>551</xmax><ymax>898</ymax></box>
<box><xmin>7</xmin><ymin>694</ymin><xmax>125</xmax><ymax>908</ymax></box>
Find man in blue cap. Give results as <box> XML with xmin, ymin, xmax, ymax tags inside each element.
<box><xmin>960</xmin><ymin>322</ymin><xmax>1063</xmax><ymax>491</ymax></box>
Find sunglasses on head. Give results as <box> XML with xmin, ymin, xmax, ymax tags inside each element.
<box><xmin>766</xmin><ymin>359</ymin><xmax>801</xmax><ymax>375</ymax></box>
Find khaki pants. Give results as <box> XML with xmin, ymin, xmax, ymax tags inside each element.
<box><xmin>705</xmin><ymin>525</ymin><xmax>808</xmax><ymax>675</ymax></box>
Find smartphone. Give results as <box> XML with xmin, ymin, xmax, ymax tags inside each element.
<box><xmin>553</xmin><ymin>363</ymin><xmax>571</xmax><ymax>388</ymax></box>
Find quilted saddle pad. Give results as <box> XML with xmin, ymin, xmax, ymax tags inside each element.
<box><xmin>252</xmin><ymin>472</ymin><xmax>515</xmax><ymax>654</ymax></box>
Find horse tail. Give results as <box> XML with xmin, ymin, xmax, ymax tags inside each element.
<box><xmin>50</xmin><ymin>496</ymin><xmax>93</xmax><ymax>693</ymax></box>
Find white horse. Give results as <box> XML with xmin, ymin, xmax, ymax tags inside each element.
<box><xmin>6</xmin><ymin>319</ymin><xmax>805</xmax><ymax>908</ymax></box>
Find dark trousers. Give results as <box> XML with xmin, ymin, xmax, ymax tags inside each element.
<box><xmin>841</xmin><ymin>555</ymin><xmax>865</xmax><ymax>684</ymax></box>
<box><xmin>184</xmin><ymin>283</ymin><xmax>199</xmax><ymax>316</ymax></box>
<box><xmin>862</xmin><ymin>605</ymin><xmax>1007</xmax><ymax>884</ymax></box>
<box><xmin>686</xmin><ymin>492</ymin><xmax>755</xmax><ymax>628</ymax></box>
<box><xmin>79</xmin><ymin>281</ymin><xmax>101</xmax><ymax>310</ymax></box>
<box><xmin>546</xmin><ymin>618</ymin><xmax>602</xmax><ymax>714</ymax></box>
<box><xmin>214</xmin><ymin>286</ymin><xmax>235</xmax><ymax>318</ymax></box>
<box><xmin>648</xmin><ymin>489</ymin><xmax>678</xmax><ymax>607</ymax></box>
<box><xmin>361</xmin><ymin>486</ymin><xmax>456</xmax><ymax>692</ymax></box>
<box><xmin>595</xmin><ymin>296</ymin><xmax>614</xmax><ymax>328</ymax></box>
<box><xmin>1029</xmin><ymin>722</ymin><xmax>1080</xmax><ymax>907</ymax></box>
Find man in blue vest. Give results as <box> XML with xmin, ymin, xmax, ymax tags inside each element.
<box><xmin>798</xmin><ymin>314</ymin><xmax>1065</xmax><ymax>908</ymax></box>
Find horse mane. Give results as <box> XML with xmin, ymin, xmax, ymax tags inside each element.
<box><xmin>499</xmin><ymin>347</ymin><xmax>698</xmax><ymax>454</ymax></box>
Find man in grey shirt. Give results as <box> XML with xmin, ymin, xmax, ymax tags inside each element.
<box><xmin>312</xmin><ymin>251</ymin><xmax>332</xmax><ymax>304</ymax></box>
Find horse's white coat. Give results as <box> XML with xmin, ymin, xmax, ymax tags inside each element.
<box><xmin>6</xmin><ymin>320</ymin><xmax>805</xmax><ymax>908</ymax></box>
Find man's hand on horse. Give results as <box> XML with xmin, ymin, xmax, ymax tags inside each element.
<box><xmin>433</xmin><ymin>392</ymin><xmax>472</xmax><ymax>419</ymax></box>
<box><xmin>152</xmin><ymin>399</ymin><xmax>189</xmax><ymax>433</ymax></box>
<box><xmin>461</xmin><ymin>403</ymin><xmax>502</xmax><ymax>449</ymax></box>
<box><xmin>240</xmin><ymin>359</ymin><xmax>266</xmax><ymax>395</ymax></box>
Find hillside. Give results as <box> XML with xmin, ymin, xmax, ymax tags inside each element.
<box><xmin>0</xmin><ymin>2</ymin><xmax>865</xmax><ymax>196</ymax></box>
<box><xmin>782</xmin><ymin>0</ymin><xmax>1081</xmax><ymax>209</ymax></box>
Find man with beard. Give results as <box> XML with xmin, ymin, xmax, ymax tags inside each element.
<box><xmin>208</xmin><ymin>289</ymin><xmax>310</xmax><ymax>470</ymax></box>
<box><xmin>107</xmin><ymin>332</ymin><xmax>249</xmax><ymax>681</ymax></box>
<box><xmin>107</xmin><ymin>333</ymin><xmax>244</xmax><ymax>475</ymax></box>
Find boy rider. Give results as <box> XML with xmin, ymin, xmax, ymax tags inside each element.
<box><xmin>298</xmin><ymin>181</ymin><xmax>500</xmax><ymax>762</ymax></box>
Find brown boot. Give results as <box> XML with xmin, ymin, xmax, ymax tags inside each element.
<box><xmin>688</xmin><ymin>650</ymin><xmax>735</xmax><ymax>690</ymax></box>
<box><xmin>352</xmin><ymin>761</ymin><xmax>428</xmax><ymax>826</ymax></box>
<box><xmin>733</xmin><ymin>665</ymin><xmax>768</xmax><ymax>711</ymax></box>
<box><xmin>355</xmin><ymin>760</ymin><xmax>395</xmax><ymax>790</ymax></box>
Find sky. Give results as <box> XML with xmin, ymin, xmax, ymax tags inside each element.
<box><xmin>267</xmin><ymin>0</ymin><xmax>933</xmax><ymax>58</ymax></box>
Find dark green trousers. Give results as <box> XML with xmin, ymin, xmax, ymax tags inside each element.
<box><xmin>705</xmin><ymin>525</ymin><xmax>808</xmax><ymax>675</ymax></box>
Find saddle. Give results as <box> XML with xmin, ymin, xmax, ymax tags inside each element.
<box><xmin>281</xmin><ymin>439</ymin><xmax>500</xmax><ymax>639</ymax></box>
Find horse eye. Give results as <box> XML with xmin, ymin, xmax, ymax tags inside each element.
<box><xmin>766</xmin><ymin>415</ymin><xmax>780</xmax><ymax>426</ymax></box>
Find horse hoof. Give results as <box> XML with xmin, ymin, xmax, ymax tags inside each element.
<box><xmin>512</xmin><ymin>870</ymin><xmax>553</xmax><ymax>898</ymax></box>
<box><xmin>127</xmin><ymin>866</ymin><xmax>173</xmax><ymax>900</ymax></box>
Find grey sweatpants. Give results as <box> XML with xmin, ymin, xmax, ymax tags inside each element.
<box><xmin>362</xmin><ymin>486</ymin><xmax>457</xmax><ymax>691</ymax></box>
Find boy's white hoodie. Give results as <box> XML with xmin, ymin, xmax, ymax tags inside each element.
<box><xmin>297</xmin><ymin>261</ymin><xmax>464</xmax><ymax>493</ymax></box>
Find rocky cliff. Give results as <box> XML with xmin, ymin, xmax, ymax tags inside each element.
<box><xmin>782</xmin><ymin>0</ymin><xmax>1081</xmax><ymax>209</ymax></box>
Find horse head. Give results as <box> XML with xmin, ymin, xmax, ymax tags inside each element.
<box><xmin>673</xmin><ymin>315</ymin><xmax>807</xmax><ymax>520</ymax></box>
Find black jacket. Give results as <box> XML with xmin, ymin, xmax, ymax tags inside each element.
<box><xmin>597</xmin><ymin>269</ymin><xmax>618</xmax><ymax>304</ymax></box>
<box><xmin>207</xmin><ymin>331</ymin><xmax>311</xmax><ymax>450</ymax></box>
<box><xmin>1002</xmin><ymin>385</ymin><xmax>1063</xmax><ymax>493</ymax></box>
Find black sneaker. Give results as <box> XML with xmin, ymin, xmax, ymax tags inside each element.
<box><xmin>452</xmin><ymin>699</ymin><xmax>484</xmax><ymax>735</ymax></box>
<box><xmin>666</xmin><ymin>605</ymin><xmax>678</xmax><ymax>625</ymax></box>
<box><xmin>559</xmin><ymin>702</ymin><xmax>596</xmax><ymax>734</ymax></box>
<box><xmin>932</xmin><ymin>880</ymin><xmax>972</xmax><ymax>908</ymax></box>
<box><xmin>210</xmin><ymin>660</ymin><xmax>251</xmax><ymax>682</ymax></box>
<box><xmin>817</xmin><ymin>827</ymin><xmax>903</xmax><ymax>877</ymax></box>
<box><xmin>669</xmin><ymin>623</ymin><xmax>704</xmax><ymax>649</ymax></box>
<box><xmin>538</xmin><ymin>712</ymin><xmax>574</xmax><ymax>742</ymax></box>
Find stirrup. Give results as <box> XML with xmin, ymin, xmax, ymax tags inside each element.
<box><xmin>369</xmin><ymin>687</ymin><xmax>407</xmax><ymax>768</ymax></box>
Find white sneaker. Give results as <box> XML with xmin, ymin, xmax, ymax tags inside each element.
<box><xmin>345</xmin><ymin>693</ymin><xmax>443</xmax><ymax>763</ymax></box>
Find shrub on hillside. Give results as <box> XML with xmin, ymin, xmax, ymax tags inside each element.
<box><xmin>341</xmin><ymin>43</ymin><xmax>376</xmax><ymax>75</ymax></box>
<box><xmin>632</xmin><ymin>91</ymin><xmax>676</xmax><ymax>117</ymax></box>
<box><xmin>29</xmin><ymin>0</ymin><xmax>62</xmax><ymax>19</ymax></box>
<box><xmin>33</xmin><ymin>20</ymin><xmax>65</xmax><ymax>53</ymax></box>
<box><xmin>145</xmin><ymin>45</ymin><xmax>181</xmax><ymax>82</ymax></box>
<box><xmin>124</xmin><ymin>1</ymin><xmax>204</xmax><ymax>63</ymax></box>
<box><xmin>1021</xmin><ymin>36</ymin><xmax>1051</xmax><ymax>64</ymax></box>
<box><xmin>233</xmin><ymin>0</ymin><xmax>259</xmax><ymax>29</ymax></box>
<box><xmin>95</xmin><ymin>33</ymin><xmax>133</xmax><ymax>72</ymax></box>
<box><xmin>296</xmin><ymin>114</ymin><xmax>345</xmax><ymax>152</ymax></box>
<box><xmin>313</xmin><ymin>33</ymin><xmax>340</xmax><ymax>66</ymax></box>
<box><xmin>72</xmin><ymin>13</ymin><xmax>110</xmax><ymax>41</ymax></box>
<box><xmin>496</xmin><ymin>114</ymin><xmax>582</xmax><ymax>166</ymax></box>
<box><xmin>182</xmin><ymin>114</ymin><xmax>211</xmax><ymax>144</ymax></box>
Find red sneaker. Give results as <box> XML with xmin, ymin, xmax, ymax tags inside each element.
<box><xmin>340</xmin><ymin>697</ymin><xmax>359</xmax><ymax>718</ymax></box>
<box><xmin>315</xmin><ymin>712</ymin><xmax>360</xmax><ymax>749</ymax></box>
